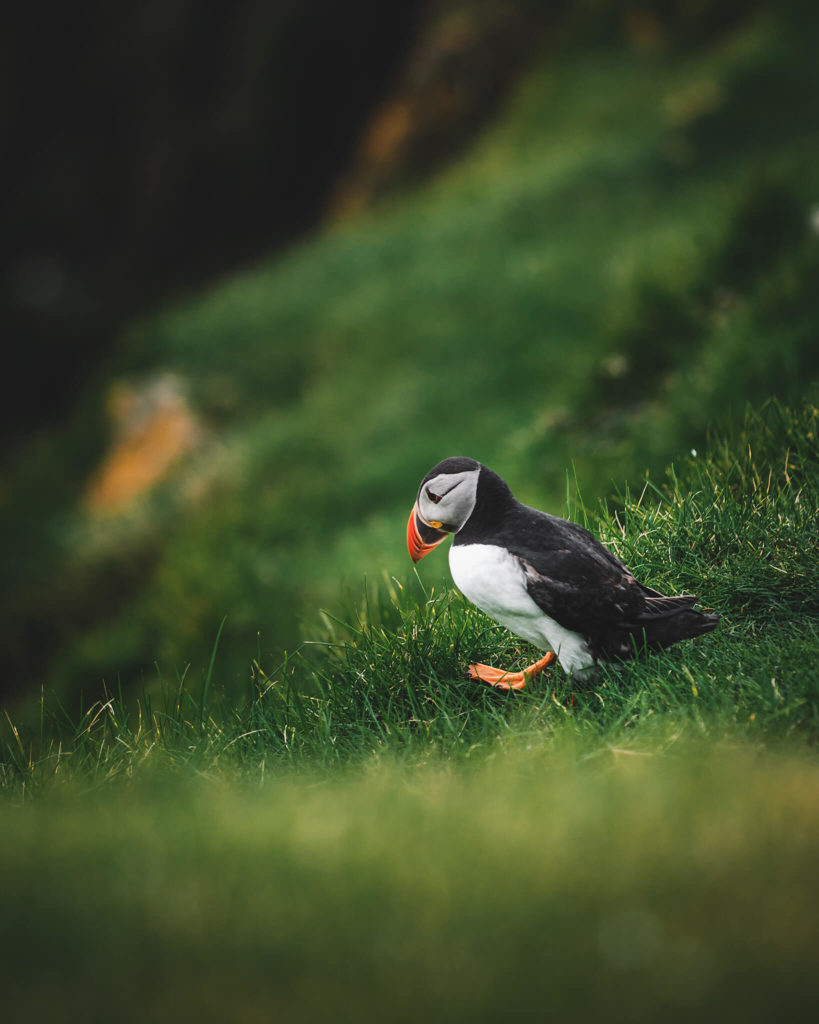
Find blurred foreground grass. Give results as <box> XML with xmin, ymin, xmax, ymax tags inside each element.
<box><xmin>2</xmin><ymin>743</ymin><xmax>818</xmax><ymax>1022</ymax></box>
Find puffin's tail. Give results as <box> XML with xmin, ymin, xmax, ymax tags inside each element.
<box><xmin>635</xmin><ymin>591</ymin><xmax>720</xmax><ymax>649</ymax></box>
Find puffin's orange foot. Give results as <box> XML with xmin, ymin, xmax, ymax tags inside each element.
<box><xmin>467</xmin><ymin>663</ymin><xmax>528</xmax><ymax>690</ymax></box>
<box><xmin>467</xmin><ymin>651</ymin><xmax>556</xmax><ymax>691</ymax></box>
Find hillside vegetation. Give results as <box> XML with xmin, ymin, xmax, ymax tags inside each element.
<box><xmin>3</xmin><ymin>395</ymin><xmax>817</xmax><ymax>788</ymax></box>
<box><xmin>2</xmin><ymin>396</ymin><xmax>818</xmax><ymax>1021</ymax></box>
<box><xmin>2</xmin><ymin>3</ymin><xmax>818</xmax><ymax>713</ymax></box>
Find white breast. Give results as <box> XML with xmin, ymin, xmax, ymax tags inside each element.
<box><xmin>448</xmin><ymin>543</ymin><xmax>594</xmax><ymax>675</ymax></box>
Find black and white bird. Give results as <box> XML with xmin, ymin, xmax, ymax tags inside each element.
<box><xmin>407</xmin><ymin>457</ymin><xmax>719</xmax><ymax>690</ymax></box>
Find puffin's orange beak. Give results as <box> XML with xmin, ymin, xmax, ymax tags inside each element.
<box><xmin>407</xmin><ymin>504</ymin><xmax>448</xmax><ymax>562</ymax></box>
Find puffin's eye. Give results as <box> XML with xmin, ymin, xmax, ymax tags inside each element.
<box><xmin>426</xmin><ymin>488</ymin><xmax>442</xmax><ymax>504</ymax></box>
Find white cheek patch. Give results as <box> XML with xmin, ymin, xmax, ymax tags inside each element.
<box><xmin>420</xmin><ymin>469</ymin><xmax>479</xmax><ymax>532</ymax></box>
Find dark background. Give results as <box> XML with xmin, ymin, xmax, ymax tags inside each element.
<box><xmin>2</xmin><ymin>1</ymin><xmax>423</xmax><ymax>447</ymax></box>
<box><xmin>1</xmin><ymin>0</ymin><xmax>755</xmax><ymax>450</ymax></box>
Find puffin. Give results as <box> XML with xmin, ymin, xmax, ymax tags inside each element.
<box><xmin>407</xmin><ymin>457</ymin><xmax>719</xmax><ymax>690</ymax></box>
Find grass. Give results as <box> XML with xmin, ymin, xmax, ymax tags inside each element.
<box><xmin>1</xmin><ymin>398</ymin><xmax>817</xmax><ymax>1021</ymax></box>
<box><xmin>2</xmin><ymin>745</ymin><xmax>818</xmax><ymax>1023</ymax></box>
<box><xmin>3</xmin><ymin>397</ymin><xmax>817</xmax><ymax>788</ymax></box>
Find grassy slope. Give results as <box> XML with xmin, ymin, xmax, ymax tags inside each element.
<box><xmin>4</xmin><ymin>6</ymin><xmax>818</xmax><ymax>705</ymax></box>
<box><xmin>1</xmin><ymin>401</ymin><xmax>817</xmax><ymax>1019</ymax></box>
<box><xmin>4</xmin><ymin>396</ymin><xmax>817</xmax><ymax>787</ymax></box>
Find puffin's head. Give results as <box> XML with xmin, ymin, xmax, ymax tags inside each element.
<box><xmin>407</xmin><ymin>457</ymin><xmax>481</xmax><ymax>562</ymax></box>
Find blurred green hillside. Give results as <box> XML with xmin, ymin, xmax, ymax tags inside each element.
<box><xmin>2</xmin><ymin>1</ymin><xmax>818</xmax><ymax>710</ymax></box>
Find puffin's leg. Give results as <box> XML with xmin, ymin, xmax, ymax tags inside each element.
<box><xmin>467</xmin><ymin>651</ymin><xmax>556</xmax><ymax>691</ymax></box>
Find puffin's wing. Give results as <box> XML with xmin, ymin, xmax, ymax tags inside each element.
<box><xmin>518</xmin><ymin>550</ymin><xmax>645</xmax><ymax>634</ymax></box>
<box><xmin>509</xmin><ymin>513</ymin><xmax>684</xmax><ymax>635</ymax></box>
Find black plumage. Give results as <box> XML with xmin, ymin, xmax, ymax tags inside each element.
<box><xmin>454</xmin><ymin>464</ymin><xmax>719</xmax><ymax>664</ymax></box>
